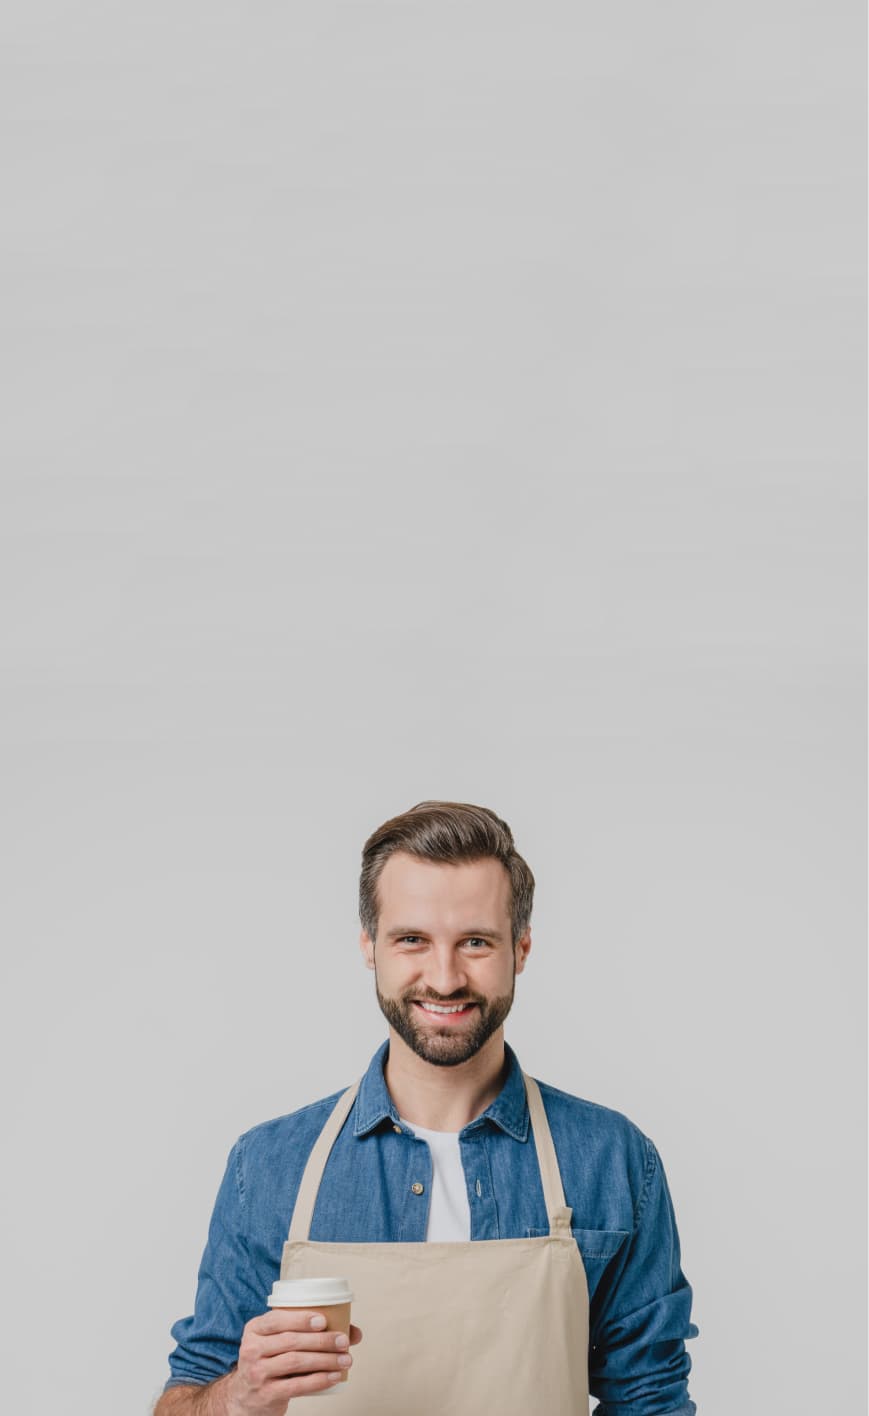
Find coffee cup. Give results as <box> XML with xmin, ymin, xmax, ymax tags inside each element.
<box><xmin>267</xmin><ymin>1277</ymin><xmax>354</xmax><ymax>1390</ymax></box>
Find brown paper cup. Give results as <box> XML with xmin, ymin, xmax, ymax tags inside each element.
<box><xmin>270</xmin><ymin>1285</ymin><xmax>355</xmax><ymax>1393</ymax></box>
<box><xmin>312</xmin><ymin>1301</ymin><xmax>351</xmax><ymax>1381</ymax></box>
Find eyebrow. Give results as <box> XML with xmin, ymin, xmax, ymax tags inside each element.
<box><xmin>385</xmin><ymin>926</ymin><xmax>506</xmax><ymax>941</ymax></box>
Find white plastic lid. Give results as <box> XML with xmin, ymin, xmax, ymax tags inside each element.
<box><xmin>267</xmin><ymin>1277</ymin><xmax>354</xmax><ymax>1307</ymax></box>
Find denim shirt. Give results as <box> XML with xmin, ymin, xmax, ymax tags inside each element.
<box><xmin>166</xmin><ymin>1041</ymin><xmax>699</xmax><ymax>1415</ymax></box>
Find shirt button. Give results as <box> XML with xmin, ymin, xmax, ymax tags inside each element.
<box><xmin>411</xmin><ymin>1182</ymin><xmax>424</xmax><ymax>1195</ymax></box>
<box><xmin>392</xmin><ymin>1124</ymin><xmax>402</xmax><ymax>1134</ymax></box>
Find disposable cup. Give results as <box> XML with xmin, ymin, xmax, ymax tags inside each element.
<box><xmin>267</xmin><ymin>1278</ymin><xmax>354</xmax><ymax>1391</ymax></box>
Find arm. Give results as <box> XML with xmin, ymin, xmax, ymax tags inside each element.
<box><xmin>159</xmin><ymin>1136</ymin><xmax>361</xmax><ymax>1413</ymax></box>
<box><xmin>589</xmin><ymin>1136</ymin><xmax>699</xmax><ymax>1415</ymax></box>
<box><xmin>154</xmin><ymin>1373</ymin><xmax>235</xmax><ymax>1415</ymax></box>
<box><xmin>164</xmin><ymin>1137</ymin><xmax>267</xmax><ymax>1391</ymax></box>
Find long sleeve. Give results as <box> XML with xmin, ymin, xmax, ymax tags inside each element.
<box><xmin>164</xmin><ymin>1137</ymin><xmax>273</xmax><ymax>1389</ymax></box>
<box><xmin>588</xmin><ymin>1136</ymin><xmax>699</xmax><ymax>1415</ymax></box>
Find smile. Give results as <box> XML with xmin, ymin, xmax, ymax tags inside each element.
<box><xmin>414</xmin><ymin>1001</ymin><xmax>477</xmax><ymax>1016</ymax></box>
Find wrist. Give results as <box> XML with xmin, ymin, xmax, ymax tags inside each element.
<box><xmin>220</xmin><ymin>1370</ymin><xmax>245</xmax><ymax>1416</ymax></box>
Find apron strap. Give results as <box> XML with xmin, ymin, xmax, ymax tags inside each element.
<box><xmin>523</xmin><ymin>1074</ymin><xmax>573</xmax><ymax>1234</ymax></box>
<box><xmin>288</xmin><ymin>1081</ymin><xmax>360</xmax><ymax>1242</ymax></box>
<box><xmin>286</xmin><ymin>1070</ymin><xmax>573</xmax><ymax>1242</ymax></box>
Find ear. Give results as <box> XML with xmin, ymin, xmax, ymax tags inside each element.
<box><xmin>514</xmin><ymin>929</ymin><xmax>532</xmax><ymax>976</ymax></box>
<box><xmin>359</xmin><ymin>930</ymin><xmax>376</xmax><ymax>970</ymax></box>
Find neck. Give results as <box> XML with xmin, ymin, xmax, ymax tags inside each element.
<box><xmin>384</xmin><ymin>1028</ymin><xmax>509</xmax><ymax>1131</ymax></box>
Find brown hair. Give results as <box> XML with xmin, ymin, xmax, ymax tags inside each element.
<box><xmin>359</xmin><ymin>800</ymin><xmax>535</xmax><ymax>947</ymax></box>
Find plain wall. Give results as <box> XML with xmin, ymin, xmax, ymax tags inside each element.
<box><xmin>1</xmin><ymin>4</ymin><xmax>865</xmax><ymax>1414</ymax></box>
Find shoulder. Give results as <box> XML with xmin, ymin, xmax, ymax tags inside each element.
<box><xmin>533</xmin><ymin>1077</ymin><xmax>657</xmax><ymax>1214</ymax></box>
<box><xmin>535</xmin><ymin>1077</ymin><xmax>650</xmax><ymax>1146</ymax></box>
<box><xmin>234</xmin><ymin>1085</ymin><xmax>351</xmax><ymax>1169</ymax></box>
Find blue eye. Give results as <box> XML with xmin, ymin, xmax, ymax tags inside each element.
<box><xmin>464</xmin><ymin>938</ymin><xmax>488</xmax><ymax>949</ymax></box>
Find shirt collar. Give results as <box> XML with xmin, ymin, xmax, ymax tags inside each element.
<box><xmin>353</xmin><ymin>1038</ymin><xmax>530</xmax><ymax>1142</ymax></box>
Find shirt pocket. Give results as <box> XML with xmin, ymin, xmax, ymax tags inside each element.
<box><xmin>526</xmin><ymin>1226</ymin><xmax>631</xmax><ymax>1291</ymax></box>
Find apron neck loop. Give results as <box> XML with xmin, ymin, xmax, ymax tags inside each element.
<box><xmin>522</xmin><ymin>1074</ymin><xmax>574</xmax><ymax>1234</ymax></box>
<box><xmin>288</xmin><ymin>1081</ymin><xmax>360</xmax><ymax>1242</ymax></box>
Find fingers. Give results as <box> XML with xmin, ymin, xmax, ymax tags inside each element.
<box><xmin>237</xmin><ymin>1307</ymin><xmax>362</xmax><ymax>1408</ymax></box>
<box><xmin>234</xmin><ymin>1328</ymin><xmax>354</xmax><ymax>1409</ymax></box>
<box><xmin>263</xmin><ymin>1348</ymin><xmax>353</xmax><ymax>1380</ymax></box>
<box><xmin>281</xmin><ymin>1370</ymin><xmax>349</xmax><ymax>1397</ymax></box>
<box><xmin>248</xmin><ymin>1309</ymin><xmax>332</xmax><ymax>1336</ymax></box>
<box><xmin>235</xmin><ymin>1368</ymin><xmax>349</xmax><ymax>1405</ymax></box>
<box><xmin>257</xmin><ymin>1329</ymin><xmax>350</xmax><ymax>1358</ymax></box>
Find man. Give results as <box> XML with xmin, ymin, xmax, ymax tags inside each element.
<box><xmin>157</xmin><ymin>800</ymin><xmax>698</xmax><ymax>1415</ymax></box>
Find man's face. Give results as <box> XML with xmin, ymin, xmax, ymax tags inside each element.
<box><xmin>359</xmin><ymin>852</ymin><xmax>531</xmax><ymax>1067</ymax></box>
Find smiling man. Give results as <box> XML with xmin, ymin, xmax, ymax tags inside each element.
<box><xmin>369</xmin><ymin>851</ymin><xmax>525</xmax><ymax>1081</ymax></box>
<box><xmin>157</xmin><ymin>801</ymin><xmax>699</xmax><ymax>1416</ymax></box>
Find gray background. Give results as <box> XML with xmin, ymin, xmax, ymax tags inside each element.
<box><xmin>1</xmin><ymin>4</ymin><xmax>865</xmax><ymax>1414</ymax></box>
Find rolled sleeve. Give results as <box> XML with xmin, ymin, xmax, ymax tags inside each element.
<box><xmin>589</xmin><ymin>1136</ymin><xmax>699</xmax><ymax>1415</ymax></box>
<box><xmin>165</xmin><ymin>1135</ymin><xmax>272</xmax><ymax>1390</ymax></box>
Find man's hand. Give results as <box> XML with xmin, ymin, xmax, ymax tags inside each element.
<box><xmin>226</xmin><ymin>1309</ymin><xmax>362</xmax><ymax>1414</ymax></box>
<box><xmin>154</xmin><ymin>1312</ymin><xmax>363</xmax><ymax>1416</ymax></box>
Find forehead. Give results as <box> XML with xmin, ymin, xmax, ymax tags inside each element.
<box><xmin>376</xmin><ymin>852</ymin><xmax>511</xmax><ymax>924</ymax></box>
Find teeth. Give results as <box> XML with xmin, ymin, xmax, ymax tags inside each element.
<box><xmin>418</xmin><ymin>1002</ymin><xmax>471</xmax><ymax>1014</ymax></box>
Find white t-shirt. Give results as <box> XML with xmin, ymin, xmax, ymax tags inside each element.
<box><xmin>398</xmin><ymin>1118</ymin><xmax>472</xmax><ymax>1241</ymax></box>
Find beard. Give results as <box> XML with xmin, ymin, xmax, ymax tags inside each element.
<box><xmin>375</xmin><ymin>971</ymin><xmax>516</xmax><ymax>1067</ymax></box>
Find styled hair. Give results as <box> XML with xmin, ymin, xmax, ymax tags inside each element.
<box><xmin>359</xmin><ymin>800</ymin><xmax>535</xmax><ymax>947</ymax></box>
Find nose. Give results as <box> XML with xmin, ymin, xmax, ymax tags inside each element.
<box><xmin>423</xmin><ymin>944</ymin><xmax>469</xmax><ymax>999</ymax></box>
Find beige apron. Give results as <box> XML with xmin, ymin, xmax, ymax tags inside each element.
<box><xmin>280</xmin><ymin>1071</ymin><xmax>590</xmax><ymax>1414</ymax></box>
